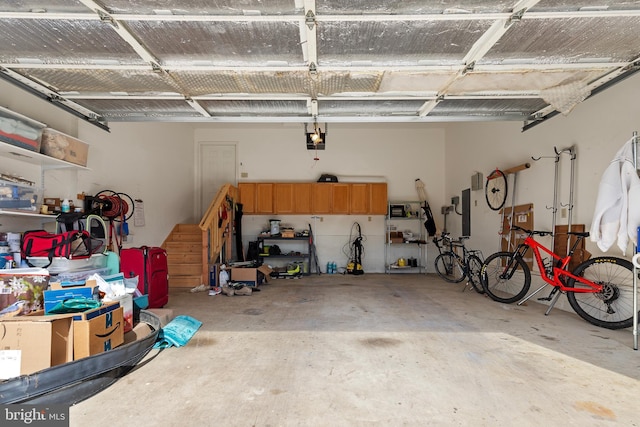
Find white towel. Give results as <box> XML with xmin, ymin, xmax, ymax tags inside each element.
<box><xmin>590</xmin><ymin>138</ymin><xmax>640</xmax><ymax>255</ymax></box>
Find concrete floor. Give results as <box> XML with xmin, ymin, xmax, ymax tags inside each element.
<box><xmin>71</xmin><ymin>274</ymin><xmax>640</xmax><ymax>427</ymax></box>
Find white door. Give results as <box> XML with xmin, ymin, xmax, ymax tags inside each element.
<box><xmin>197</xmin><ymin>142</ymin><xmax>236</xmax><ymax>219</ymax></box>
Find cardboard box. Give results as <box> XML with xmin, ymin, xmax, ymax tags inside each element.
<box><xmin>231</xmin><ymin>267</ymin><xmax>269</xmax><ymax>287</ymax></box>
<box><xmin>388</xmin><ymin>231</ymin><xmax>404</xmax><ymax>243</ymax></box>
<box><xmin>73</xmin><ymin>306</ymin><xmax>124</xmax><ymax>359</ymax></box>
<box><xmin>0</xmin><ymin>106</ymin><xmax>45</xmax><ymax>152</ymax></box>
<box><xmin>0</xmin><ymin>315</ymin><xmax>74</xmax><ymax>377</ymax></box>
<box><xmin>41</xmin><ymin>128</ymin><xmax>89</xmax><ymax>167</ymax></box>
<box><xmin>43</xmin><ymin>197</ymin><xmax>61</xmax><ymax>213</ymax></box>
<box><xmin>123</xmin><ymin>321</ymin><xmax>152</xmax><ymax>345</ymax></box>
<box><xmin>257</xmin><ymin>264</ymin><xmax>273</xmax><ymax>283</ymax></box>
<box><xmin>280</xmin><ymin>229</ymin><xmax>295</xmax><ymax>238</ymax></box>
<box><xmin>44</xmin><ymin>197</ymin><xmax>61</xmax><ymax>207</ymax></box>
<box><xmin>0</xmin><ymin>267</ymin><xmax>50</xmax><ymax>315</ymax></box>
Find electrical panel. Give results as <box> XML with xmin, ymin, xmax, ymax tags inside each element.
<box><xmin>471</xmin><ymin>172</ymin><xmax>483</xmax><ymax>191</ymax></box>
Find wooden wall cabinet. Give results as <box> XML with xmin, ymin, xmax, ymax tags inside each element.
<box><xmin>311</xmin><ymin>183</ymin><xmax>332</xmax><ymax>214</ymax></box>
<box><xmin>274</xmin><ymin>183</ymin><xmax>311</xmax><ymax>214</ymax></box>
<box><xmin>255</xmin><ymin>183</ymin><xmax>274</xmax><ymax>214</ymax></box>
<box><xmin>293</xmin><ymin>183</ymin><xmax>312</xmax><ymax>214</ymax></box>
<box><xmin>331</xmin><ymin>183</ymin><xmax>350</xmax><ymax>214</ymax></box>
<box><xmin>238</xmin><ymin>182</ymin><xmax>274</xmax><ymax>214</ymax></box>
<box><xmin>239</xmin><ymin>181</ymin><xmax>387</xmax><ymax>215</ymax></box>
<box><xmin>369</xmin><ymin>182</ymin><xmax>388</xmax><ymax>215</ymax></box>
<box><xmin>350</xmin><ymin>183</ymin><xmax>370</xmax><ymax>214</ymax></box>
<box><xmin>345</xmin><ymin>182</ymin><xmax>388</xmax><ymax>215</ymax></box>
<box><xmin>237</xmin><ymin>182</ymin><xmax>256</xmax><ymax>213</ymax></box>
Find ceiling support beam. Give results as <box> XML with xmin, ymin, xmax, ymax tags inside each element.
<box><xmin>6</xmin><ymin>9</ymin><xmax>640</xmax><ymax>22</ymax></box>
<box><xmin>0</xmin><ymin>67</ymin><xmax>109</xmax><ymax>132</ymax></box>
<box><xmin>419</xmin><ymin>0</ymin><xmax>541</xmax><ymax>117</ymax></box>
<box><xmin>185</xmin><ymin>98</ymin><xmax>211</xmax><ymax>117</ymax></box>
<box><xmin>301</xmin><ymin>0</ymin><xmax>318</xmax><ymax>77</ymax></box>
<box><xmin>77</xmin><ymin>0</ymin><xmax>162</xmax><ymax>70</ymax></box>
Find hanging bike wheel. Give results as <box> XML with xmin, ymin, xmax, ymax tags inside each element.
<box><xmin>485</xmin><ymin>169</ymin><xmax>508</xmax><ymax>211</ymax></box>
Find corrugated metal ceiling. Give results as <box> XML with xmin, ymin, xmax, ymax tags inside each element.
<box><xmin>0</xmin><ymin>1</ymin><xmax>639</xmax><ymax>131</ymax></box>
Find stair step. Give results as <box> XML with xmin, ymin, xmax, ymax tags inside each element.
<box><xmin>165</xmin><ymin>242</ymin><xmax>202</xmax><ymax>252</ymax></box>
<box><xmin>164</xmin><ymin>223</ymin><xmax>208</xmax><ymax>289</ymax></box>
<box><xmin>166</xmin><ymin>233</ymin><xmax>201</xmax><ymax>243</ymax></box>
<box><xmin>168</xmin><ymin>263</ymin><xmax>201</xmax><ymax>276</ymax></box>
<box><xmin>167</xmin><ymin>252</ymin><xmax>201</xmax><ymax>263</ymax></box>
<box><xmin>175</xmin><ymin>224</ymin><xmax>200</xmax><ymax>233</ymax></box>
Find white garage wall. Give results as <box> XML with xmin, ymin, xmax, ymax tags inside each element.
<box><xmin>194</xmin><ymin>123</ymin><xmax>446</xmax><ymax>273</ymax></box>
<box><xmin>0</xmin><ymin>80</ymin><xmax>447</xmax><ymax>273</ymax></box>
<box><xmin>2</xmin><ymin>71</ymin><xmax>640</xmax><ymax>278</ymax></box>
<box><xmin>442</xmin><ymin>73</ymin><xmax>640</xmax><ymax>313</ymax></box>
<box><xmin>443</xmin><ymin>72</ymin><xmax>640</xmax><ymax>261</ymax></box>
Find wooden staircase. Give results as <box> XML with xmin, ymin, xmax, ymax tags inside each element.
<box><xmin>163</xmin><ymin>224</ymin><xmax>203</xmax><ymax>288</ymax></box>
<box><xmin>162</xmin><ymin>184</ymin><xmax>238</xmax><ymax>289</ymax></box>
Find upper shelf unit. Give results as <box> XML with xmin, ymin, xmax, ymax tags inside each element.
<box><xmin>0</xmin><ymin>105</ymin><xmax>89</xmax><ymax>171</ymax></box>
<box><xmin>0</xmin><ymin>141</ymin><xmax>89</xmax><ymax>171</ymax></box>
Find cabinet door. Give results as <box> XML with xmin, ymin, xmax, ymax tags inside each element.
<box><xmin>350</xmin><ymin>183</ymin><xmax>369</xmax><ymax>214</ymax></box>
<box><xmin>238</xmin><ymin>183</ymin><xmax>256</xmax><ymax>214</ymax></box>
<box><xmin>369</xmin><ymin>183</ymin><xmax>388</xmax><ymax>215</ymax></box>
<box><xmin>255</xmin><ymin>183</ymin><xmax>274</xmax><ymax>214</ymax></box>
<box><xmin>294</xmin><ymin>183</ymin><xmax>312</xmax><ymax>214</ymax></box>
<box><xmin>332</xmin><ymin>183</ymin><xmax>350</xmax><ymax>214</ymax></box>
<box><xmin>311</xmin><ymin>183</ymin><xmax>332</xmax><ymax>214</ymax></box>
<box><xmin>274</xmin><ymin>183</ymin><xmax>295</xmax><ymax>214</ymax></box>
<box><xmin>273</xmin><ymin>183</ymin><xmax>311</xmax><ymax>214</ymax></box>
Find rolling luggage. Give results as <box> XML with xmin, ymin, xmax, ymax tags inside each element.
<box><xmin>120</xmin><ymin>246</ymin><xmax>168</xmax><ymax>308</ymax></box>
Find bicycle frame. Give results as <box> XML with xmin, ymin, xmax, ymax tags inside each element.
<box><xmin>512</xmin><ymin>235</ymin><xmax>602</xmax><ymax>294</ymax></box>
<box><xmin>432</xmin><ymin>233</ymin><xmax>451</xmax><ymax>257</ymax></box>
<box><xmin>440</xmin><ymin>236</ymin><xmax>471</xmax><ymax>273</ymax></box>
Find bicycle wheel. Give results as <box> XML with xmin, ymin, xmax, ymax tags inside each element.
<box><xmin>566</xmin><ymin>257</ymin><xmax>635</xmax><ymax>330</ymax></box>
<box><xmin>485</xmin><ymin>169</ymin><xmax>508</xmax><ymax>211</ymax></box>
<box><xmin>466</xmin><ymin>254</ymin><xmax>485</xmax><ymax>294</ymax></box>
<box><xmin>434</xmin><ymin>252</ymin><xmax>466</xmax><ymax>283</ymax></box>
<box><xmin>480</xmin><ymin>251</ymin><xmax>531</xmax><ymax>303</ymax></box>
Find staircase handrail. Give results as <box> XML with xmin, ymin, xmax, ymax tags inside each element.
<box><xmin>198</xmin><ymin>184</ymin><xmax>238</xmax><ymax>283</ymax></box>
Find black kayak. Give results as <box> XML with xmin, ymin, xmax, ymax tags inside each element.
<box><xmin>0</xmin><ymin>310</ymin><xmax>161</xmax><ymax>405</ymax></box>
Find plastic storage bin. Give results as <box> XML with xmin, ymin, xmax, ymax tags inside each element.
<box><xmin>26</xmin><ymin>253</ymin><xmax>108</xmax><ymax>274</ymax></box>
<box><xmin>0</xmin><ymin>179</ymin><xmax>42</xmax><ymax>211</ymax></box>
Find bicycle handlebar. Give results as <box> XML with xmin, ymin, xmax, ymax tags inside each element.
<box><xmin>442</xmin><ymin>234</ymin><xmax>469</xmax><ymax>245</ymax></box>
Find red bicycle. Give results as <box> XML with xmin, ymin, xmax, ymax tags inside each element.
<box><xmin>480</xmin><ymin>225</ymin><xmax>635</xmax><ymax>329</ymax></box>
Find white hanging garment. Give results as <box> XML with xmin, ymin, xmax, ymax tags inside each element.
<box><xmin>590</xmin><ymin>138</ymin><xmax>640</xmax><ymax>254</ymax></box>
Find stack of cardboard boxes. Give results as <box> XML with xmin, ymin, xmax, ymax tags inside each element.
<box><xmin>0</xmin><ymin>276</ymin><xmax>128</xmax><ymax>379</ymax></box>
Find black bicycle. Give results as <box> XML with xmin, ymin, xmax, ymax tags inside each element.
<box><xmin>433</xmin><ymin>234</ymin><xmax>485</xmax><ymax>294</ymax></box>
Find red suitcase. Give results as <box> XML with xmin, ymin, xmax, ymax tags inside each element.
<box><xmin>120</xmin><ymin>246</ymin><xmax>169</xmax><ymax>308</ymax></box>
